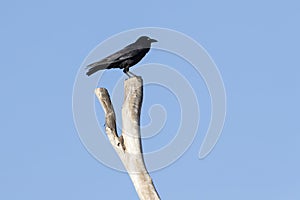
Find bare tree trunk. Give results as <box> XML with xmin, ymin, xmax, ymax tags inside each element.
<box><xmin>95</xmin><ymin>76</ymin><xmax>160</xmax><ymax>200</ymax></box>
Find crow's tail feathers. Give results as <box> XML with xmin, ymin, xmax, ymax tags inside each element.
<box><xmin>85</xmin><ymin>62</ymin><xmax>108</xmax><ymax>76</ymax></box>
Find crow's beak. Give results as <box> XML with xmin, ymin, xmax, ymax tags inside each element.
<box><xmin>150</xmin><ymin>38</ymin><xmax>158</xmax><ymax>43</ymax></box>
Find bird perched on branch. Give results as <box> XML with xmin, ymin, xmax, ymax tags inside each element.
<box><xmin>86</xmin><ymin>36</ymin><xmax>157</xmax><ymax>77</ymax></box>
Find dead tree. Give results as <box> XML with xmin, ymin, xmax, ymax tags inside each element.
<box><xmin>95</xmin><ymin>76</ymin><xmax>160</xmax><ymax>200</ymax></box>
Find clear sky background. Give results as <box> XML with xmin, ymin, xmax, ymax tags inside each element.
<box><xmin>1</xmin><ymin>0</ymin><xmax>299</xmax><ymax>199</ymax></box>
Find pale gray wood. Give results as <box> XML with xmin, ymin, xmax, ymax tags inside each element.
<box><xmin>95</xmin><ymin>76</ymin><xmax>160</xmax><ymax>200</ymax></box>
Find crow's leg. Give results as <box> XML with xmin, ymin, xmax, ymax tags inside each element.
<box><xmin>123</xmin><ymin>68</ymin><xmax>131</xmax><ymax>78</ymax></box>
<box><xmin>128</xmin><ymin>71</ymin><xmax>137</xmax><ymax>77</ymax></box>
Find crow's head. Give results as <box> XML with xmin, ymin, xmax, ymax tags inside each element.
<box><xmin>136</xmin><ymin>36</ymin><xmax>158</xmax><ymax>46</ymax></box>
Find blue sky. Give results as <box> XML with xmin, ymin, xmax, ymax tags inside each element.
<box><xmin>1</xmin><ymin>0</ymin><xmax>300</xmax><ymax>199</ymax></box>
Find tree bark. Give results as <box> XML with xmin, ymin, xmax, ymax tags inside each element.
<box><xmin>95</xmin><ymin>76</ymin><xmax>160</xmax><ymax>200</ymax></box>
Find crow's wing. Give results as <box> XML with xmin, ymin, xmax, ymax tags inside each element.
<box><xmin>85</xmin><ymin>43</ymin><xmax>142</xmax><ymax>69</ymax></box>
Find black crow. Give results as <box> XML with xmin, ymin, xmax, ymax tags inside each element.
<box><xmin>86</xmin><ymin>36</ymin><xmax>157</xmax><ymax>77</ymax></box>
